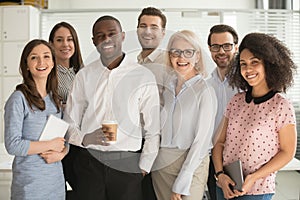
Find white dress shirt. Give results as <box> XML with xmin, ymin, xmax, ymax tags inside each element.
<box><xmin>157</xmin><ymin>74</ymin><xmax>217</xmax><ymax>195</ymax></box>
<box><xmin>137</xmin><ymin>48</ymin><xmax>172</xmax><ymax>106</ymax></box>
<box><xmin>137</xmin><ymin>48</ymin><xmax>165</xmax><ymax>65</ymax></box>
<box><xmin>63</xmin><ymin>55</ymin><xmax>160</xmax><ymax>172</ymax></box>
<box><xmin>207</xmin><ymin>68</ymin><xmax>237</xmax><ymax>135</ymax></box>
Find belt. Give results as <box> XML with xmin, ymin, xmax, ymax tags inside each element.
<box><xmin>87</xmin><ymin>148</ymin><xmax>140</xmax><ymax>161</ymax></box>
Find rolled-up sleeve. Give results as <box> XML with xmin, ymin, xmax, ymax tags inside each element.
<box><xmin>139</xmin><ymin>80</ymin><xmax>161</xmax><ymax>172</ymax></box>
<box><xmin>63</xmin><ymin>72</ymin><xmax>87</xmax><ymax>147</ymax></box>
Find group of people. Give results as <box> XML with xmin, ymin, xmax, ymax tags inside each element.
<box><xmin>4</xmin><ymin>6</ymin><xmax>297</xmax><ymax>200</ymax></box>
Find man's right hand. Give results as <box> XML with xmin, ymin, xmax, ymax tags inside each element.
<box><xmin>82</xmin><ymin>128</ymin><xmax>110</xmax><ymax>147</ymax></box>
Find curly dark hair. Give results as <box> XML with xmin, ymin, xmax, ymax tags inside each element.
<box><xmin>227</xmin><ymin>32</ymin><xmax>297</xmax><ymax>93</ymax></box>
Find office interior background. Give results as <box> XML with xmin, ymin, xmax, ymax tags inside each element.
<box><xmin>0</xmin><ymin>0</ymin><xmax>300</xmax><ymax>199</ymax></box>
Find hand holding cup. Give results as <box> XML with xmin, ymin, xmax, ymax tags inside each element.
<box><xmin>102</xmin><ymin>120</ymin><xmax>118</xmax><ymax>144</ymax></box>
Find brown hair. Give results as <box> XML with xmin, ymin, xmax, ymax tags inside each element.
<box><xmin>16</xmin><ymin>39</ymin><xmax>60</xmax><ymax>112</ymax></box>
<box><xmin>207</xmin><ymin>24</ymin><xmax>238</xmax><ymax>46</ymax></box>
<box><xmin>137</xmin><ymin>7</ymin><xmax>167</xmax><ymax>28</ymax></box>
<box><xmin>49</xmin><ymin>22</ymin><xmax>83</xmax><ymax>73</ymax></box>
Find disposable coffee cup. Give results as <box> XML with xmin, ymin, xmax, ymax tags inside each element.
<box><xmin>102</xmin><ymin>120</ymin><xmax>118</xmax><ymax>144</ymax></box>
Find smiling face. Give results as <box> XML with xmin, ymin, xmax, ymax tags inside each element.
<box><xmin>209</xmin><ymin>32</ymin><xmax>238</xmax><ymax>69</ymax></box>
<box><xmin>169</xmin><ymin>38</ymin><xmax>199</xmax><ymax>80</ymax></box>
<box><xmin>27</xmin><ymin>44</ymin><xmax>54</xmax><ymax>82</ymax></box>
<box><xmin>92</xmin><ymin>19</ymin><xmax>124</xmax><ymax>66</ymax></box>
<box><xmin>51</xmin><ymin>27</ymin><xmax>75</xmax><ymax>65</ymax></box>
<box><xmin>137</xmin><ymin>15</ymin><xmax>165</xmax><ymax>49</ymax></box>
<box><xmin>240</xmin><ymin>48</ymin><xmax>268</xmax><ymax>91</ymax></box>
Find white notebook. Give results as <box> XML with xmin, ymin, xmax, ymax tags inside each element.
<box><xmin>39</xmin><ymin>115</ymin><xmax>69</xmax><ymax>141</ymax></box>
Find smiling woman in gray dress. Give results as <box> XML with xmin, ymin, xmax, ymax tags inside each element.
<box><xmin>4</xmin><ymin>39</ymin><xmax>67</xmax><ymax>200</ymax></box>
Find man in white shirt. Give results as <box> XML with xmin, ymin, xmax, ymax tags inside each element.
<box><xmin>206</xmin><ymin>24</ymin><xmax>239</xmax><ymax>200</ymax></box>
<box><xmin>137</xmin><ymin>7</ymin><xmax>170</xmax><ymax>104</ymax></box>
<box><xmin>64</xmin><ymin>15</ymin><xmax>160</xmax><ymax>200</ymax></box>
<box><xmin>137</xmin><ymin>7</ymin><xmax>166</xmax><ymax>65</ymax></box>
<box><xmin>136</xmin><ymin>7</ymin><xmax>167</xmax><ymax>200</ymax></box>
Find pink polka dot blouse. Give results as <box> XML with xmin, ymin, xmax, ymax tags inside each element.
<box><xmin>223</xmin><ymin>92</ymin><xmax>296</xmax><ymax>195</ymax></box>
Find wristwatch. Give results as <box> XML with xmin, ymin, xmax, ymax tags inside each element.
<box><xmin>214</xmin><ymin>170</ymin><xmax>225</xmax><ymax>181</ymax></box>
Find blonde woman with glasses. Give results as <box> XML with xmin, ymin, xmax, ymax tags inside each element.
<box><xmin>152</xmin><ymin>30</ymin><xmax>217</xmax><ymax>200</ymax></box>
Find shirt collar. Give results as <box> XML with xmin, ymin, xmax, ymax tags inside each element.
<box><xmin>137</xmin><ymin>48</ymin><xmax>163</xmax><ymax>63</ymax></box>
<box><xmin>170</xmin><ymin>74</ymin><xmax>203</xmax><ymax>88</ymax></box>
<box><xmin>245</xmin><ymin>87</ymin><xmax>277</xmax><ymax>104</ymax></box>
<box><xmin>102</xmin><ymin>53</ymin><xmax>126</xmax><ymax>70</ymax></box>
<box><xmin>184</xmin><ymin>74</ymin><xmax>203</xmax><ymax>87</ymax></box>
<box><xmin>211</xmin><ymin>68</ymin><xmax>228</xmax><ymax>84</ymax></box>
<box><xmin>57</xmin><ymin>64</ymin><xmax>75</xmax><ymax>74</ymax></box>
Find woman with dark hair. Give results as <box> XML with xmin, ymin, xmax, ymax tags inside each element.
<box><xmin>49</xmin><ymin>22</ymin><xmax>83</xmax><ymax>198</ymax></box>
<box><xmin>213</xmin><ymin>33</ymin><xmax>297</xmax><ymax>200</ymax></box>
<box><xmin>49</xmin><ymin>21</ymin><xmax>83</xmax><ymax>103</ymax></box>
<box><xmin>4</xmin><ymin>39</ymin><xmax>66</xmax><ymax>200</ymax></box>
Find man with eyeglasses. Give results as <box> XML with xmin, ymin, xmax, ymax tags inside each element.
<box><xmin>136</xmin><ymin>7</ymin><xmax>167</xmax><ymax>200</ymax></box>
<box><xmin>206</xmin><ymin>24</ymin><xmax>239</xmax><ymax>200</ymax></box>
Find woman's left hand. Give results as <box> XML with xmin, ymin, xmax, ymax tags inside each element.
<box><xmin>40</xmin><ymin>148</ymin><xmax>67</xmax><ymax>164</ymax></box>
<box><xmin>171</xmin><ymin>192</ymin><xmax>182</xmax><ymax>200</ymax></box>
<box><xmin>240</xmin><ymin>173</ymin><xmax>256</xmax><ymax>195</ymax></box>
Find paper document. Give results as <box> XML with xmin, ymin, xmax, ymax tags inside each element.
<box><xmin>224</xmin><ymin>159</ymin><xmax>244</xmax><ymax>192</ymax></box>
<box><xmin>39</xmin><ymin>115</ymin><xmax>69</xmax><ymax>141</ymax></box>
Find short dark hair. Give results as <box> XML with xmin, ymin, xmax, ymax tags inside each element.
<box><xmin>92</xmin><ymin>15</ymin><xmax>122</xmax><ymax>35</ymax></box>
<box><xmin>227</xmin><ymin>32</ymin><xmax>296</xmax><ymax>92</ymax></box>
<box><xmin>207</xmin><ymin>24</ymin><xmax>238</xmax><ymax>46</ymax></box>
<box><xmin>137</xmin><ymin>7</ymin><xmax>167</xmax><ymax>28</ymax></box>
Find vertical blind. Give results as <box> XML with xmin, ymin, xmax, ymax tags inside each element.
<box><xmin>41</xmin><ymin>8</ymin><xmax>300</xmax><ymax>158</ymax></box>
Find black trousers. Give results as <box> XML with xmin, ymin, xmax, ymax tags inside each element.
<box><xmin>207</xmin><ymin>155</ymin><xmax>217</xmax><ymax>200</ymax></box>
<box><xmin>72</xmin><ymin>147</ymin><xmax>143</xmax><ymax>200</ymax></box>
<box><xmin>142</xmin><ymin>173</ymin><xmax>157</xmax><ymax>200</ymax></box>
<box><xmin>62</xmin><ymin>144</ymin><xmax>80</xmax><ymax>199</ymax></box>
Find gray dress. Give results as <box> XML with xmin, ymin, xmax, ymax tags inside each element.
<box><xmin>4</xmin><ymin>91</ymin><xmax>65</xmax><ymax>200</ymax></box>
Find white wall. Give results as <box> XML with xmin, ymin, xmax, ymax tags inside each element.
<box><xmin>48</xmin><ymin>0</ymin><xmax>256</xmax><ymax>10</ymax></box>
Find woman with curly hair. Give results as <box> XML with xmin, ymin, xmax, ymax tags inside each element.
<box><xmin>212</xmin><ymin>32</ymin><xmax>297</xmax><ymax>200</ymax></box>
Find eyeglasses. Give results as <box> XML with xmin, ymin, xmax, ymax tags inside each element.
<box><xmin>169</xmin><ymin>49</ymin><xmax>196</xmax><ymax>58</ymax></box>
<box><xmin>209</xmin><ymin>43</ymin><xmax>234</xmax><ymax>52</ymax></box>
